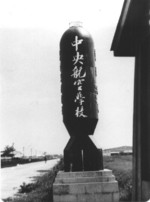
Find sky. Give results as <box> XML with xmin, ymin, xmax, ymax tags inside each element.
<box><xmin>0</xmin><ymin>0</ymin><xmax>135</xmax><ymax>155</ymax></box>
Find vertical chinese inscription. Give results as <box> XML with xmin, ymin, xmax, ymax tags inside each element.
<box><xmin>71</xmin><ymin>36</ymin><xmax>87</xmax><ymax>118</ymax></box>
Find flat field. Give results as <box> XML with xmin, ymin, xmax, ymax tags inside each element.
<box><xmin>104</xmin><ymin>155</ymin><xmax>132</xmax><ymax>201</ymax></box>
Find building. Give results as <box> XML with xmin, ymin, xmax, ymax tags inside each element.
<box><xmin>111</xmin><ymin>0</ymin><xmax>150</xmax><ymax>201</ymax></box>
<box><xmin>103</xmin><ymin>146</ymin><xmax>132</xmax><ymax>156</ymax></box>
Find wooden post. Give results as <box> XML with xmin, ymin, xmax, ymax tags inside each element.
<box><xmin>133</xmin><ymin>34</ymin><xmax>150</xmax><ymax>201</ymax></box>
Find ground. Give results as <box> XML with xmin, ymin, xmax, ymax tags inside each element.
<box><xmin>3</xmin><ymin>156</ymin><xmax>132</xmax><ymax>202</ymax></box>
<box><xmin>104</xmin><ymin>155</ymin><xmax>132</xmax><ymax>201</ymax></box>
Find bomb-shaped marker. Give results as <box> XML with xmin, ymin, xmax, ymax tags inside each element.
<box><xmin>60</xmin><ymin>22</ymin><xmax>103</xmax><ymax>171</ymax></box>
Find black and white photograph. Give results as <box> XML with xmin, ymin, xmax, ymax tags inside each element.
<box><xmin>1</xmin><ymin>0</ymin><xmax>150</xmax><ymax>201</ymax></box>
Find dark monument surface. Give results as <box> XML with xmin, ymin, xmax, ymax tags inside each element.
<box><xmin>53</xmin><ymin>22</ymin><xmax>119</xmax><ymax>202</ymax></box>
<box><xmin>60</xmin><ymin>22</ymin><xmax>103</xmax><ymax>172</ymax></box>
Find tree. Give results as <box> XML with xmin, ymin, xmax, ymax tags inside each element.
<box><xmin>1</xmin><ymin>144</ymin><xmax>16</xmax><ymax>157</ymax></box>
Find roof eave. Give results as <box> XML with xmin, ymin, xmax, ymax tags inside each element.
<box><xmin>111</xmin><ymin>0</ymin><xmax>148</xmax><ymax>57</ymax></box>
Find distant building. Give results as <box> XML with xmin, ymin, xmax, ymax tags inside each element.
<box><xmin>110</xmin><ymin>152</ymin><xmax>120</xmax><ymax>156</ymax></box>
<box><xmin>103</xmin><ymin>146</ymin><xmax>132</xmax><ymax>156</ymax></box>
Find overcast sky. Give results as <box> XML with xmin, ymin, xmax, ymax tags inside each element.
<box><xmin>0</xmin><ymin>0</ymin><xmax>135</xmax><ymax>155</ymax></box>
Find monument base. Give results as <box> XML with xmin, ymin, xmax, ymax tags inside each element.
<box><xmin>53</xmin><ymin>169</ymin><xmax>119</xmax><ymax>202</ymax></box>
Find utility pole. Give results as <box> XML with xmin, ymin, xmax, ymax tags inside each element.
<box><xmin>23</xmin><ymin>147</ymin><xmax>25</xmax><ymax>157</ymax></box>
<box><xmin>31</xmin><ymin>148</ymin><xmax>32</xmax><ymax>158</ymax></box>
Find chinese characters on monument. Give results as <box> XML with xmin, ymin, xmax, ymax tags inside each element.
<box><xmin>71</xmin><ymin>36</ymin><xmax>87</xmax><ymax>118</ymax></box>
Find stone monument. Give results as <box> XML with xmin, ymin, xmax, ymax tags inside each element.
<box><xmin>53</xmin><ymin>21</ymin><xmax>119</xmax><ymax>202</ymax></box>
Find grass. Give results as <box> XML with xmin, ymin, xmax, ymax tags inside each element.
<box><xmin>3</xmin><ymin>155</ymin><xmax>132</xmax><ymax>202</ymax></box>
<box><xmin>104</xmin><ymin>155</ymin><xmax>132</xmax><ymax>201</ymax></box>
